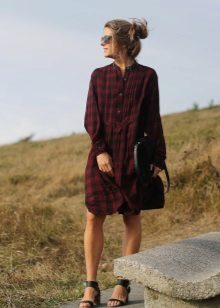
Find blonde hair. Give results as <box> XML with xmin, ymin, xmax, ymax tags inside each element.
<box><xmin>104</xmin><ymin>18</ymin><xmax>148</xmax><ymax>59</ymax></box>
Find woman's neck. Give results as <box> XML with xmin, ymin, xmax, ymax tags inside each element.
<box><xmin>114</xmin><ymin>56</ymin><xmax>135</xmax><ymax>71</ymax></box>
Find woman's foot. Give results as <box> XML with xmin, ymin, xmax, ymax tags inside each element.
<box><xmin>79</xmin><ymin>281</ymin><xmax>100</xmax><ymax>307</ymax></box>
<box><xmin>107</xmin><ymin>280</ymin><xmax>130</xmax><ymax>307</ymax></box>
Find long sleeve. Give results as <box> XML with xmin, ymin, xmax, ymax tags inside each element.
<box><xmin>144</xmin><ymin>70</ymin><xmax>166</xmax><ymax>169</ymax></box>
<box><xmin>84</xmin><ymin>70</ymin><xmax>108</xmax><ymax>157</ymax></box>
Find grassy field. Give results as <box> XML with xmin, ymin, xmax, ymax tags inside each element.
<box><xmin>0</xmin><ymin>106</ymin><xmax>220</xmax><ymax>307</ymax></box>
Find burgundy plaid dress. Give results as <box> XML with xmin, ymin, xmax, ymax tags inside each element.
<box><xmin>84</xmin><ymin>59</ymin><xmax>166</xmax><ymax>215</ymax></box>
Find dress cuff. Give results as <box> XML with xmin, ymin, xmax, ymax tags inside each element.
<box><xmin>92</xmin><ymin>141</ymin><xmax>108</xmax><ymax>157</ymax></box>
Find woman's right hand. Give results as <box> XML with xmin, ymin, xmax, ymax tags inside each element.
<box><xmin>96</xmin><ymin>152</ymin><xmax>114</xmax><ymax>177</ymax></box>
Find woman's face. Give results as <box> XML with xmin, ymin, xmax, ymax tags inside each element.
<box><xmin>101</xmin><ymin>27</ymin><xmax>120</xmax><ymax>59</ymax></box>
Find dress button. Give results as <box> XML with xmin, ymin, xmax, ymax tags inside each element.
<box><xmin>124</xmin><ymin>78</ymin><xmax>127</xmax><ymax>81</ymax></box>
<box><xmin>117</xmin><ymin>110</ymin><xmax>121</xmax><ymax>113</ymax></box>
<box><xmin>119</xmin><ymin>92</ymin><xmax>123</xmax><ymax>96</ymax></box>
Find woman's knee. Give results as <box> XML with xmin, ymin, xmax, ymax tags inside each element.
<box><xmin>123</xmin><ymin>213</ymin><xmax>141</xmax><ymax>226</ymax></box>
<box><xmin>86</xmin><ymin>209</ymin><xmax>106</xmax><ymax>225</ymax></box>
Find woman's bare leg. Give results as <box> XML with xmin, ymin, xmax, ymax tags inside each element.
<box><xmin>80</xmin><ymin>209</ymin><xmax>106</xmax><ymax>307</ymax></box>
<box><xmin>122</xmin><ymin>213</ymin><xmax>142</xmax><ymax>255</ymax></box>
<box><xmin>107</xmin><ymin>213</ymin><xmax>142</xmax><ymax>307</ymax></box>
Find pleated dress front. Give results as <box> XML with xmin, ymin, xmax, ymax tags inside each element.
<box><xmin>84</xmin><ymin>59</ymin><xmax>166</xmax><ymax>215</ymax></box>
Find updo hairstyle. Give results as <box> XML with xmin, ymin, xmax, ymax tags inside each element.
<box><xmin>104</xmin><ymin>18</ymin><xmax>148</xmax><ymax>58</ymax></box>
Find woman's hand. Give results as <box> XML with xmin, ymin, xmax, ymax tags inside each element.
<box><xmin>150</xmin><ymin>164</ymin><xmax>162</xmax><ymax>178</ymax></box>
<box><xmin>96</xmin><ymin>152</ymin><xmax>114</xmax><ymax>177</ymax></box>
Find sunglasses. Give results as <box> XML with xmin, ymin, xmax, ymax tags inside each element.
<box><xmin>100</xmin><ymin>35</ymin><xmax>112</xmax><ymax>45</ymax></box>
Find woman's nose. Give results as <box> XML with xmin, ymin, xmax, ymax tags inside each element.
<box><xmin>100</xmin><ymin>40</ymin><xmax>106</xmax><ymax>46</ymax></box>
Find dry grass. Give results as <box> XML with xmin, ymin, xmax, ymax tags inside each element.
<box><xmin>0</xmin><ymin>106</ymin><xmax>220</xmax><ymax>307</ymax></box>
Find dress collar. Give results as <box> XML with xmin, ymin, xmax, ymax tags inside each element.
<box><xmin>112</xmin><ymin>59</ymin><xmax>138</xmax><ymax>71</ymax></box>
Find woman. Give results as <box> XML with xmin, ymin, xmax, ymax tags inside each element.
<box><xmin>80</xmin><ymin>18</ymin><xmax>166</xmax><ymax>307</ymax></box>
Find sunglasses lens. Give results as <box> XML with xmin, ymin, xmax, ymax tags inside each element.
<box><xmin>101</xmin><ymin>35</ymin><xmax>112</xmax><ymax>44</ymax></box>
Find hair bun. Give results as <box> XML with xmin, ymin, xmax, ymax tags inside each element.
<box><xmin>129</xmin><ymin>18</ymin><xmax>148</xmax><ymax>40</ymax></box>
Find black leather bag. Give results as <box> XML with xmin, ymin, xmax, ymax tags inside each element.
<box><xmin>134</xmin><ymin>135</ymin><xmax>170</xmax><ymax>210</ymax></box>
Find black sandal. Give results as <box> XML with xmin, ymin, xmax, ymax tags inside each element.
<box><xmin>107</xmin><ymin>278</ymin><xmax>130</xmax><ymax>307</ymax></box>
<box><xmin>79</xmin><ymin>280</ymin><xmax>101</xmax><ymax>307</ymax></box>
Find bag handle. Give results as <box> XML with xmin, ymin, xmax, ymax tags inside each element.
<box><xmin>162</xmin><ymin>161</ymin><xmax>170</xmax><ymax>193</ymax></box>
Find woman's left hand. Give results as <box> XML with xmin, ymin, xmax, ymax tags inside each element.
<box><xmin>150</xmin><ymin>164</ymin><xmax>162</xmax><ymax>177</ymax></box>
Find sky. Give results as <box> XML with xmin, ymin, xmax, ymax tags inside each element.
<box><xmin>0</xmin><ymin>0</ymin><xmax>220</xmax><ymax>145</ymax></box>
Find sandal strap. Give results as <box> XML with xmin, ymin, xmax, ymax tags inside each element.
<box><xmin>84</xmin><ymin>280</ymin><xmax>99</xmax><ymax>289</ymax></box>
<box><xmin>83</xmin><ymin>280</ymin><xmax>100</xmax><ymax>294</ymax></box>
<box><xmin>116</xmin><ymin>278</ymin><xmax>130</xmax><ymax>289</ymax></box>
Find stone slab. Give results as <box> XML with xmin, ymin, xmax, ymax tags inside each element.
<box><xmin>144</xmin><ymin>287</ymin><xmax>220</xmax><ymax>308</ymax></box>
<box><xmin>114</xmin><ymin>232</ymin><xmax>220</xmax><ymax>300</ymax></box>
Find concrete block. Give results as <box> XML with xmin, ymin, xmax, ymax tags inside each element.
<box><xmin>114</xmin><ymin>232</ymin><xmax>220</xmax><ymax>301</ymax></box>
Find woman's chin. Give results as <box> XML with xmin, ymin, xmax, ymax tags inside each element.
<box><xmin>104</xmin><ymin>54</ymin><xmax>113</xmax><ymax>59</ymax></box>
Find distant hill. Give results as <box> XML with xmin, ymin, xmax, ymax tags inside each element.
<box><xmin>0</xmin><ymin>105</ymin><xmax>219</xmax><ymax>307</ymax></box>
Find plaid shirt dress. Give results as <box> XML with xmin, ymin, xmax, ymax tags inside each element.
<box><xmin>84</xmin><ymin>59</ymin><xmax>166</xmax><ymax>215</ymax></box>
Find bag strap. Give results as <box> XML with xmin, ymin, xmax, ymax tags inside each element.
<box><xmin>163</xmin><ymin>162</ymin><xmax>170</xmax><ymax>193</ymax></box>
